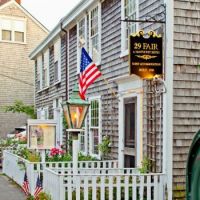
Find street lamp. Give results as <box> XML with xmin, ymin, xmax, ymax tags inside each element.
<box><xmin>62</xmin><ymin>84</ymin><xmax>90</xmax><ymax>174</ymax></box>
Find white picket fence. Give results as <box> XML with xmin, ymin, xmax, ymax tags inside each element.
<box><xmin>44</xmin><ymin>168</ymin><xmax>166</xmax><ymax>200</ymax></box>
<box><xmin>2</xmin><ymin>150</ymin><xmax>118</xmax><ymax>195</ymax></box>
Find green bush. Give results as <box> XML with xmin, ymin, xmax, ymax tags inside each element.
<box><xmin>98</xmin><ymin>136</ymin><xmax>111</xmax><ymax>159</ymax></box>
<box><xmin>38</xmin><ymin>192</ymin><xmax>52</xmax><ymax>200</ymax></box>
<box><xmin>139</xmin><ymin>156</ymin><xmax>151</xmax><ymax>173</ymax></box>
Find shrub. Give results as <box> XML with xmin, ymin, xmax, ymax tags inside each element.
<box><xmin>38</xmin><ymin>192</ymin><xmax>52</xmax><ymax>200</ymax></box>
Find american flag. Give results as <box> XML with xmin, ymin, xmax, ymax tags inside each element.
<box><xmin>34</xmin><ymin>175</ymin><xmax>43</xmax><ymax>198</ymax></box>
<box><xmin>79</xmin><ymin>48</ymin><xmax>101</xmax><ymax>99</ymax></box>
<box><xmin>22</xmin><ymin>171</ymin><xmax>30</xmax><ymax>196</ymax></box>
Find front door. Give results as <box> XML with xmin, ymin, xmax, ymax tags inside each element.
<box><xmin>124</xmin><ymin>97</ymin><xmax>136</xmax><ymax>168</ymax></box>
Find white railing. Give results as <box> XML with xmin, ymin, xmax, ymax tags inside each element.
<box><xmin>3</xmin><ymin>150</ymin><xmax>118</xmax><ymax>195</ymax></box>
<box><xmin>43</xmin><ymin>168</ymin><xmax>166</xmax><ymax>200</ymax></box>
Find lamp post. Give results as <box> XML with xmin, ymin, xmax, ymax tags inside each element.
<box><xmin>62</xmin><ymin>84</ymin><xmax>90</xmax><ymax>174</ymax></box>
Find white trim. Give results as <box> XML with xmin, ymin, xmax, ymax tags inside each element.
<box><xmin>37</xmin><ymin>55</ymin><xmax>43</xmax><ymax>91</ymax></box>
<box><xmin>43</xmin><ymin>48</ymin><xmax>50</xmax><ymax>87</ymax></box>
<box><xmin>121</xmin><ymin>0</ymin><xmax>139</xmax><ymax>56</ymax></box>
<box><xmin>88</xmin><ymin>3</ymin><xmax>101</xmax><ymax>65</ymax></box>
<box><xmin>0</xmin><ymin>0</ymin><xmax>48</xmax><ymax>33</ymax></box>
<box><xmin>118</xmin><ymin>93</ymin><xmax>142</xmax><ymax>168</ymax></box>
<box><xmin>29</xmin><ymin>0</ymin><xmax>95</xmax><ymax>59</ymax></box>
<box><xmin>53</xmin><ymin>98</ymin><xmax>63</xmax><ymax>146</ymax></box>
<box><xmin>67</xmin><ymin>30</ymin><xmax>70</xmax><ymax>100</ymax></box>
<box><xmin>98</xmin><ymin>1</ymin><xmax>101</xmax><ymax>64</ymax></box>
<box><xmin>54</xmin><ymin>37</ymin><xmax>61</xmax><ymax>83</ymax></box>
<box><xmin>88</xmin><ymin>96</ymin><xmax>102</xmax><ymax>159</ymax></box>
<box><xmin>163</xmin><ymin>0</ymin><xmax>174</xmax><ymax>199</ymax></box>
<box><xmin>0</xmin><ymin>16</ymin><xmax>27</xmax><ymax>43</ymax></box>
<box><xmin>117</xmin><ymin>77</ymin><xmax>143</xmax><ymax>168</ymax></box>
<box><xmin>77</xmin><ymin>15</ymin><xmax>87</xmax><ymax>74</ymax></box>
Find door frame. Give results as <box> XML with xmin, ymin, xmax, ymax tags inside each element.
<box><xmin>118</xmin><ymin>92</ymin><xmax>142</xmax><ymax>168</ymax></box>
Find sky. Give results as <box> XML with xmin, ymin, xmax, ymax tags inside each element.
<box><xmin>22</xmin><ymin>0</ymin><xmax>82</xmax><ymax>30</ymax></box>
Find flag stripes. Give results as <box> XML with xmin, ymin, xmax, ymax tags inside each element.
<box><xmin>79</xmin><ymin>48</ymin><xmax>101</xmax><ymax>99</ymax></box>
<box><xmin>22</xmin><ymin>171</ymin><xmax>30</xmax><ymax>196</ymax></box>
<box><xmin>34</xmin><ymin>175</ymin><xmax>43</xmax><ymax>198</ymax></box>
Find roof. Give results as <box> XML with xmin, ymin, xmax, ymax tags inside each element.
<box><xmin>0</xmin><ymin>0</ymin><xmax>49</xmax><ymax>34</ymax></box>
<box><xmin>29</xmin><ymin>0</ymin><xmax>96</xmax><ymax>59</ymax></box>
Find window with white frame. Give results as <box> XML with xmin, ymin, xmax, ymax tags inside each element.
<box><xmin>77</xmin><ymin>17</ymin><xmax>87</xmax><ymax>73</ymax></box>
<box><xmin>37</xmin><ymin>55</ymin><xmax>42</xmax><ymax>91</ymax></box>
<box><xmin>35</xmin><ymin>60</ymin><xmax>40</xmax><ymax>91</ymax></box>
<box><xmin>79</xmin><ymin>119</ymin><xmax>88</xmax><ymax>154</ymax></box>
<box><xmin>79</xmin><ymin>130</ymin><xmax>86</xmax><ymax>153</ymax></box>
<box><xmin>37</xmin><ymin>107</ymin><xmax>49</xmax><ymax>120</ymax></box>
<box><xmin>121</xmin><ymin>0</ymin><xmax>138</xmax><ymax>53</ymax></box>
<box><xmin>54</xmin><ymin>38</ymin><xmax>61</xmax><ymax>83</ymax></box>
<box><xmin>42</xmin><ymin>49</ymin><xmax>49</xmax><ymax>88</ymax></box>
<box><xmin>89</xmin><ymin>4</ymin><xmax>101</xmax><ymax>64</ymax></box>
<box><xmin>89</xmin><ymin>97</ymin><xmax>101</xmax><ymax>156</ymax></box>
<box><xmin>0</xmin><ymin>18</ymin><xmax>26</xmax><ymax>43</ymax></box>
<box><xmin>53</xmin><ymin>98</ymin><xmax>63</xmax><ymax>146</ymax></box>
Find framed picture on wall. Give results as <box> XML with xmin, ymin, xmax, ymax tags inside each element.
<box><xmin>27</xmin><ymin>119</ymin><xmax>57</xmax><ymax>149</ymax></box>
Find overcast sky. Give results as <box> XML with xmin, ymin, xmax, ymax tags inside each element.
<box><xmin>22</xmin><ymin>0</ymin><xmax>81</xmax><ymax>30</ymax></box>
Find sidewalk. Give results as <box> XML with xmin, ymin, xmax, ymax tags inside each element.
<box><xmin>0</xmin><ymin>174</ymin><xmax>26</xmax><ymax>200</ymax></box>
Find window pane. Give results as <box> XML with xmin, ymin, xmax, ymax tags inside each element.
<box><xmin>124</xmin><ymin>98</ymin><xmax>136</xmax><ymax>148</ymax></box>
<box><xmin>2</xmin><ymin>30</ymin><xmax>11</xmax><ymax>41</ymax></box>
<box><xmin>79</xmin><ymin>18</ymin><xmax>85</xmax><ymax>43</ymax></box>
<box><xmin>91</xmin><ymin>100</ymin><xmax>99</xmax><ymax>127</ymax></box>
<box><xmin>92</xmin><ymin>129</ymin><xmax>99</xmax><ymax>154</ymax></box>
<box><xmin>124</xmin><ymin>0</ymin><xmax>137</xmax><ymax>49</ymax></box>
<box><xmin>54</xmin><ymin>61</ymin><xmax>58</xmax><ymax>82</ymax></box>
<box><xmin>15</xmin><ymin>31</ymin><xmax>24</xmax><ymax>42</ymax></box>
<box><xmin>90</xmin><ymin>6</ymin><xmax>99</xmax><ymax>63</ymax></box>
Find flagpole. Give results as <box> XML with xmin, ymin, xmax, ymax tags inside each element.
<box><xmin>101</xmin><ymin>75</ymin><xmax>117</xmax><ymax>99</ymax></box>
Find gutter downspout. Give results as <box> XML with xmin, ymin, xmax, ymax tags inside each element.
<box><xmin>60</xmin><ymin>22</ymin><xmax>68</xmax><ymax>101</ymax></box>
<box><xmin>163</xmin><ymin>1</ymin><xmax>174</xmax><ymax>199</ymax></box>
<box><xmin>60</xmin><ymin>22</ymin><xmax>68</xmax><ymax>150</ymax></box>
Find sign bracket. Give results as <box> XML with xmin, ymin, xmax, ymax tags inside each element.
<box><xmin>121</xmin><ymin>4</ymin><xmax>166</xmax><ymax>24</ymax></box>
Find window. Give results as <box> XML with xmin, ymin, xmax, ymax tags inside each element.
<box><xmin>42</xmin><ymin>49</ymin><xmax>49</xmax><ymax>88</ymax></box>
<box><xmin>2</xmin><ymin>30</ymin><xmax>11</xmax><ymax>40</ymax></box>
<box><xmin>1</xmin><ymin>18</ymin><xmax>26</xmax><ymax>43</ymax></box>
<box><xmin>79</xmin><ymin>119</ymin><xmax>88</xmax><ymax>154</ymax></box>
<box><xmin>124</xmin><ymin>97</ymin><xmax>136</xmax><ymax>148</ymax></box>
<box><xmin>15</xmin><ymin>31</ymin><xmax>24</xmax><ymax>42</ymax></box>
<box><xmin>89</xmin><ymin>97</ymin><xmax>101</xmax><ymax>157</ymax></box>
<box><xmin>54</xmin><ymin>38</ymin><xmax>61</xmax><ymax>83</ymax></box>
<box><xmin>37</xmin><ymin>55</ymin><xmax>42</xmax><ymax>91</ymax></box>
<box><xmin>37</xmin><ymin>107</ymin><xmax>49</xmax><ymax>120</ymax></box>
<box><xmin>79</xmin><ymin>131</ymin><xmax>85</xmax><ymax>152</ymax></box>
<box><xmin>121</xmin><ymin>0</ymin><xmax>138</xmax><ymax>54</ymax></box>
<box><xmin>89</xmin><ymin>4</ymin><xmax>101</xmax><ymax>64</ymax></box>
<box><xmin>35</xmin><ymin>60</ymin><xmax>40</xmax><ymax>91</ymax></box>
<box><xmin>77</xmin><ymin>17</ymin><xmax>87</xmax><ymax>73</ymax></box>
<box><xmin>53</xmin><ymin>98</ymin><xmax>63</xmax><ymax>146</ymax></box>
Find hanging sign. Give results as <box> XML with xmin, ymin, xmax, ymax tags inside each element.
<box><xmin>129</xmin><ymin>30</ymin><xmax>163</xmax><ymax>78</ymax></box>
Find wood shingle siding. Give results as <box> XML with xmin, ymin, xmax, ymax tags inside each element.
<box><xmin>173</xmin><ymin>0</ymin><xmax>200</xmax><ymax>194</ymax></box>
<box><xmin>68</xmin><ymin>26</ymin><xmax>77</xmax><ymax>94</ymax></box>
<box><xmin>35</xmin><ymin>34</ymin><xmax>67</xmax><ymax>119</ymax></box>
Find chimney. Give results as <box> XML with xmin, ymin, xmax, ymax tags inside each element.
<box><xmin>15</xmin><ymin>0</ymin><xmax>21</xmax><ymax>4</ymax></box>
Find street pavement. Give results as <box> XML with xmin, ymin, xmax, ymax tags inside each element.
<box><xmin>0</xmin><ymin>174</ymin><xmax>26</xmax><ymax>200</ymax></box>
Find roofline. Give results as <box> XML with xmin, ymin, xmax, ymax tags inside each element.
<box><xmin>0</xmin><ymin>0</ymin><xmax>49</xmax><ymax>34</ymax></box>
<box><xmin>29</xmin><ymin>0</ymin><xmax>96</xmax><ymax>59</ymax></box>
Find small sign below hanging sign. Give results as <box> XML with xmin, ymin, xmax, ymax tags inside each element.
<box><xmin>129</xmin><ymin>30</ymin><xmax>163</xmax><ymax>78</ymax></box>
